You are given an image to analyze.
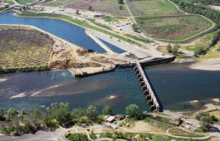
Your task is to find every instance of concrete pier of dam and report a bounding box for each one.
[85,30,114,53]
[134,61,162,112]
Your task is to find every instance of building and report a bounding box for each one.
[106,116,116,123]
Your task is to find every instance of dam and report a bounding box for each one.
[134,61,162,112]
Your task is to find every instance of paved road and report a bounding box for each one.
[0,125,106,141]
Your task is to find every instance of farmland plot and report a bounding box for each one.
[0,26,54,71]
[127,0,184,17]
[136,15,212,41]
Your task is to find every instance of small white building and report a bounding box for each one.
[106,116,116,123]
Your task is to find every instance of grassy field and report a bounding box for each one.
[124,33,150,43]
[45,0,130,16]
[169,128,206,137]
[136,15,213,41]
[16,0,36,5]
[127,0,184,17]
[87,18,112,30]
[6,0,15,5]
[0,25,54,72]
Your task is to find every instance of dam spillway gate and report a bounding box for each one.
[134,61,162,112]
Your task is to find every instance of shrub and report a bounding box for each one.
[7,108,18,119]
[118,0,124,4]
[126,104,143,120]
[210,115,218,122]
[102,106,112,115]
[88,6,93,11]
[66,133,89,141]
[166,44,172,53]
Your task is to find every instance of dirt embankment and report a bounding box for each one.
[47,36,130,76]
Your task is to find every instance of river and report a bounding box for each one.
[0,12,220,114]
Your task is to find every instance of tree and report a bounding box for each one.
[0,108,5,120]
[118,0,124,4]
[102,106,112,115]
[86,105,98,121]
[33,108,44,120]
[88,6,93,11]
[166,44,172,53]
[119,6,124,10]
[199,116,212,132]
[7,108,18,119]
[195,112,209,120]
[76,9,79,14]
[126,104,143,119]
[210,115,218,122]
[21,107,27,115]
[72,108,84,122]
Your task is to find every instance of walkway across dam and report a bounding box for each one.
[134,62,161,112]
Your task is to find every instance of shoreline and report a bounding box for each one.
[189,58,220,71]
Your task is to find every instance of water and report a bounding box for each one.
[0,63,220,114]
[0,12,220,114]
[0,12,106,53]
[98,38,126,54]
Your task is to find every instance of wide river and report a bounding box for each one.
[0,12,220,114]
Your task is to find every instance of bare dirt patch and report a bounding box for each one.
[118,121,165,133]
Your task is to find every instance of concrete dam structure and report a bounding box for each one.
[134,61,162,112]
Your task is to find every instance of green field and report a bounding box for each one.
[16,0,36,5]
[45,0,130,16]
[136,15,213,41]
[127,0,184,17]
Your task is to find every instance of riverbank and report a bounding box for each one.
[189,58,220,71]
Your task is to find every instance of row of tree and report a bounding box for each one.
[0,103,145,135]
[172,0,220,24]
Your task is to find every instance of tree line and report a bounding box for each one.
[0,103,145,135]
[172,0,220,25]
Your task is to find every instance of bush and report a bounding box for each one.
[210,115,218,122]
[199,116,212,132]
[88,6,93,11]
[102,106,112,115]
[118,0,124,4]
[66,133,89,141]
[126,104,143,120]
[166,44,172,53]
[7,108,18,119]
[89,133,97,140]
[195,112,209,120]
[100,132,113,138]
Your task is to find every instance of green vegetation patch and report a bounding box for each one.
[169,128,206,137]
[127,0,184,17]
[136,15,213,41]
[66,133,89,141]
[124,34,150,43]
[0,25,54,72]
[87,18,112,30]
[6,1,14,5]
[16,0,36,5]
